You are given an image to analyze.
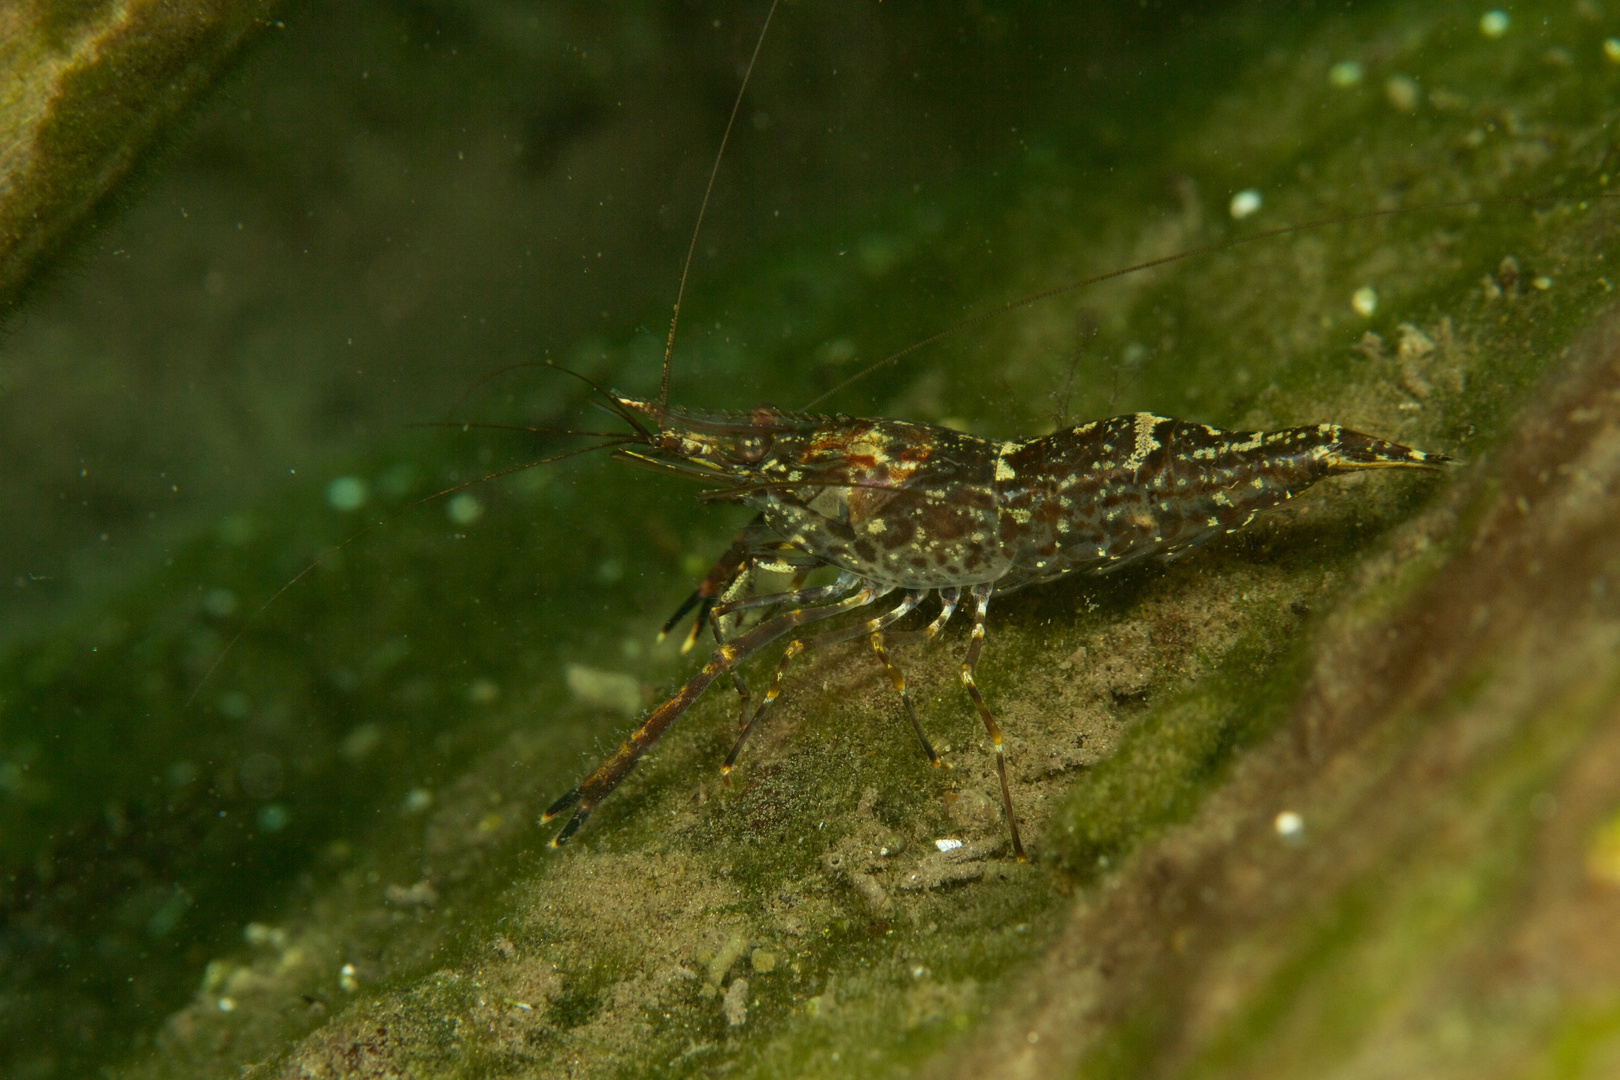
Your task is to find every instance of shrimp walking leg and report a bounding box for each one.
[544,574,875,846]
[708,571,843,730]
[722,589,924,774]
[958,583,1026,862]
[878,587,960,649]
[870,625,942,767]
[869,588,957,766]
[658,512,773,653]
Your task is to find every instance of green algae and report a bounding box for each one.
[1048,615,1313,878]
[1532,997,1620,1080]
[7,1,1620,1078]
[1173,665,1620,1080]
[0,0,277,314]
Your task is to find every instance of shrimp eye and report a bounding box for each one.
[735,433,772,463]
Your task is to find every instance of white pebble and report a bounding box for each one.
[1229,189,1263,220]
[1351,286,1379,317]
[565,663,643,717]
[934,838,963,853]
[722,978,749,1026]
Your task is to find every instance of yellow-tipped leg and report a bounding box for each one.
[871,626,941,767]
[960,583,1028,862]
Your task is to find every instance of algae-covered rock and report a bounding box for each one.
[7,2,1620,1078]
[0,0,278,313]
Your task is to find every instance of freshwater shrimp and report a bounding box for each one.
[539,395,1445,860]
[532,4,1455,862]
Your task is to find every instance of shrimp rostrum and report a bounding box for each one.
[541,391,1447,860]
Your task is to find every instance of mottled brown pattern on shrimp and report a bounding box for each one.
[991,414,1442,589]
[544,396,1447,859]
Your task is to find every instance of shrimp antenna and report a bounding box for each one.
[658,0,780,412]
[802,192,1541,410]
[444,359,557,421]
[544,361,655,439]
[409,421,635,440]
[446,358,655,440]
[185,437,633,708]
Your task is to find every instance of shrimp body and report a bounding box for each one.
[543,396,1446,858]
[720,410,1443,593]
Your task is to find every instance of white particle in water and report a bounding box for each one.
[1274,810,1305,837]
[326,476,368,511]
[1385,74,1421,112]
[1229,189,1262,219]
[1328,60,1363,87]
[446,491,484,524]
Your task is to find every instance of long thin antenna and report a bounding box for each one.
[185,439,631,708]
[658,0,780,411]
[409,421,632,439]
[801,194,1521,410]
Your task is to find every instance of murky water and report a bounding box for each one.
[3,1,1612,1076]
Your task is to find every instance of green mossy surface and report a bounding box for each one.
[6,1,1620,1078]
[0,0,274,314]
